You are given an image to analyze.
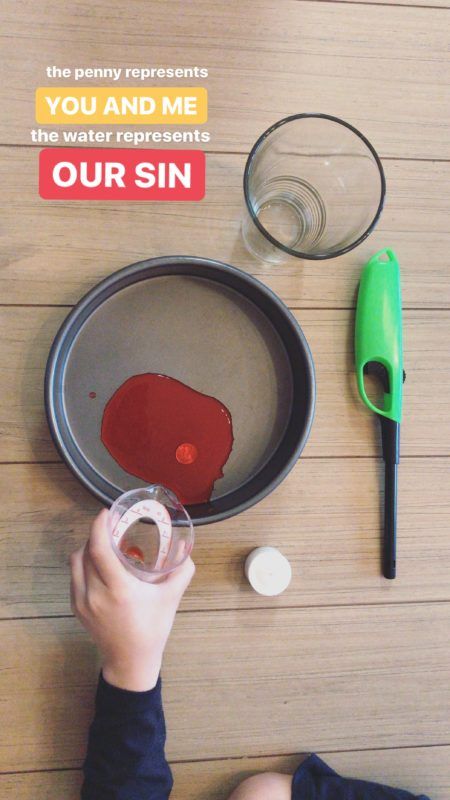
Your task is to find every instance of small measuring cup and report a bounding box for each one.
[108,485,194,581]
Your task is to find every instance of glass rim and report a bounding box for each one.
[243,113,386,261]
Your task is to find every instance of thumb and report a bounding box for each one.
[164,557,195,599]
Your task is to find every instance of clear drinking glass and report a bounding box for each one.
[108,485,194,582]
[242,113,386,263]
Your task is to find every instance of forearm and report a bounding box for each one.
[82,673,173,800]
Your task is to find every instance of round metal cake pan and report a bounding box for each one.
[45,256,315,525]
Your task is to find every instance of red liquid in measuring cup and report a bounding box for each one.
[101,373,233,504]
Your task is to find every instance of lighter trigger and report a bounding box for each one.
[363,362,406,395]
[363,361,390,394]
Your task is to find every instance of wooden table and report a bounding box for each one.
[0,1,449,797]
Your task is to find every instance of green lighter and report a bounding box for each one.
[355,248,404,579]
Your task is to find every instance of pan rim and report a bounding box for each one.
[45,256,316,524]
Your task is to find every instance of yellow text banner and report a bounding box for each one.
[36,87,208,124]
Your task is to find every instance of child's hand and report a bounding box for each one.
[70,509,195,691]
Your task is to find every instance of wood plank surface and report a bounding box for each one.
[0,1,449,159]
[2,148,450,309]
[1,0,449,792]
[1,306,449,462]
[1,745,448,800]
[0,605,448,770]
[1,458,449,618]
[336,0,449,6]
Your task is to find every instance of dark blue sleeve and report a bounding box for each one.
[292,754,431,800]
[81,673,173,800]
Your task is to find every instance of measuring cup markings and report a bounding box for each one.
[112,499,173,571]
[108,487,194,580]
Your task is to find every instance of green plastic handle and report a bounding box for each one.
[355,248,403,423]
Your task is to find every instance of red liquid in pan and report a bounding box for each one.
[101,373,233,504]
